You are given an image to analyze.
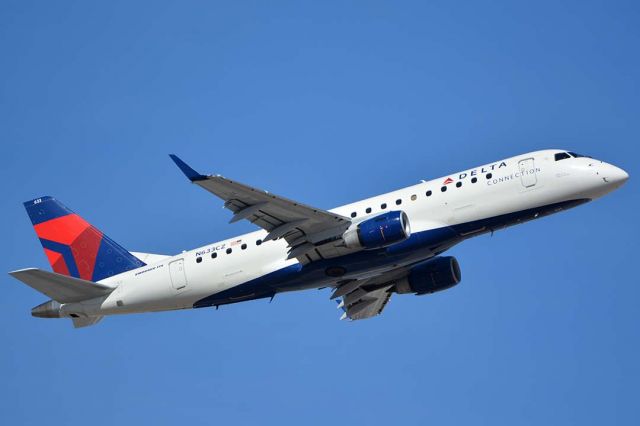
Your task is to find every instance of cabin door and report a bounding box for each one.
[518,158,537,188]
[169,259,188,291]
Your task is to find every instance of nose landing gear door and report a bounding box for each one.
[518,158,537,188]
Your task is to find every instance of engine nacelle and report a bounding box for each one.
[343,211,411,250]
[395,256,462,295]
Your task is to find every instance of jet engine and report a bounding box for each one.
[343,211,411,250]
[395,256,462,295]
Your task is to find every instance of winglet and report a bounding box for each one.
[169,154,208,181]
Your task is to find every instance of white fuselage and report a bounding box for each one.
[60,149,628,318]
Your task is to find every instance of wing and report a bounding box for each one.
[170,155,354,263]
[332,267,409,321]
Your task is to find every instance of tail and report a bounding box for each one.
[9,268,113,328]
[23,196,145,282]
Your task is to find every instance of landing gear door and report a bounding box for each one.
[518,158,537,188]
[169,259,188,291]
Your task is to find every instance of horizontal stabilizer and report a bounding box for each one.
[72,315,104,328]
[9,268,114,303]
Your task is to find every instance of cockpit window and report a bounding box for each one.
[555,152,571,161]
[568,152,590,158]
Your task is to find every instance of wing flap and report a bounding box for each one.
[347,290,393,320]
[333,267,412,321]
[339,286,394,320]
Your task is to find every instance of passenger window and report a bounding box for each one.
[426,190,432,197]
[196,257,202,263]
[441,186,447,192]
[486,173,492,179]
[396,199,402,205]
[241,243,247,250]
[351,212,357,218]
[366,207,372,214]
[456,182,462,188]
[411,194,417,201]
[380,203,387,210]
[471,177,477,183]
[256,239,262,246]
[211,252,217,259]
[555,152,571,161]
[226,248,232,254]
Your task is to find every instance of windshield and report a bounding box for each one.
[568,152,591,158]
[555,152,592,161]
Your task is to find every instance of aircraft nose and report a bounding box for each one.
[603,164,629,187]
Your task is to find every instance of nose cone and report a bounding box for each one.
[604,164,629,187]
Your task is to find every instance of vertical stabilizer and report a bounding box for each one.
[23,196,145,281]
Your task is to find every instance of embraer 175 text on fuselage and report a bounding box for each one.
[10,150,628,328]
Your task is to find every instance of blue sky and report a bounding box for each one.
[1,1,638,424]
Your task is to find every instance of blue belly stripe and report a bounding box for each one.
[193,198,589,308]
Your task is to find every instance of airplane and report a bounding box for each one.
[9,150,628,328]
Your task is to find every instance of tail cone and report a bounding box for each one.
[31,300,62,318]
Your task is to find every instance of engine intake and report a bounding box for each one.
[343,211,411,250]
[395,256,462,295]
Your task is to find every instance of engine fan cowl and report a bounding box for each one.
[343,211,411,250]
[395,256,462,295]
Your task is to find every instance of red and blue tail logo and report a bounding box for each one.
[24,196,145,282]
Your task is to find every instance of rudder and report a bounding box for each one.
[24,196,145,281]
